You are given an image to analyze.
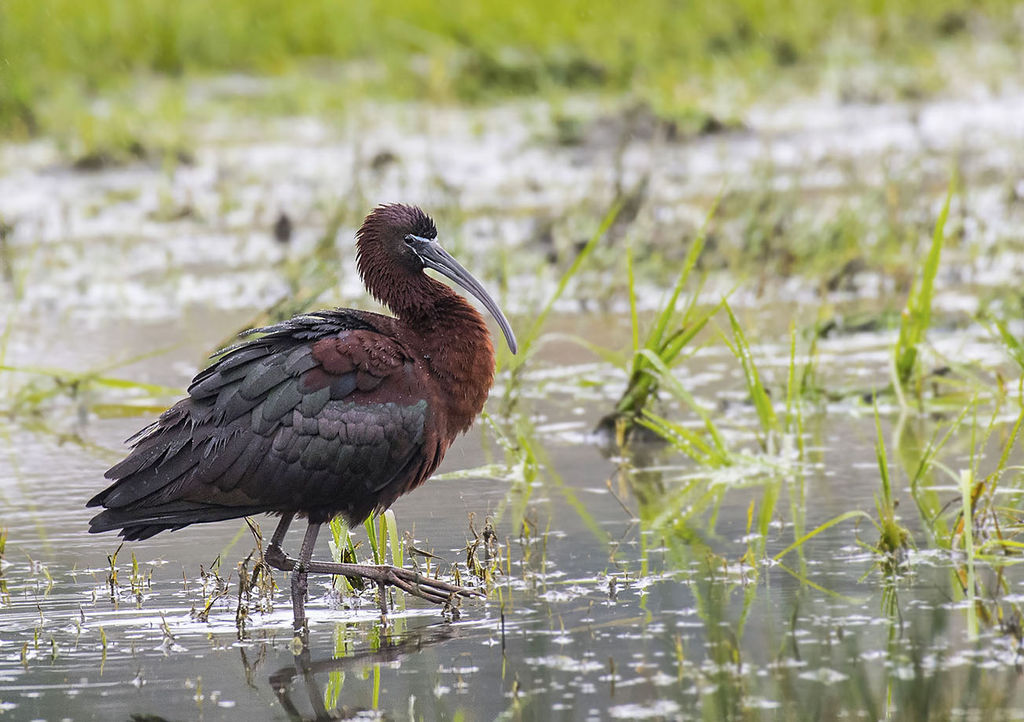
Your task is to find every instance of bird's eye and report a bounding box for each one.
[403,234,416,245]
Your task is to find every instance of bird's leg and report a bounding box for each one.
[264,513,294,570]
[291,522,320,633]
[377,580,389,619]
[261,517,483,607]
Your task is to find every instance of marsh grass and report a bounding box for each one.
[105,543,122,600]
[367,510,406,612]
[899,391,1024,558]
[55,85,192,170]
[639,314,818,470]
[192,557,231,622]
[722,302,782,449]
[601,202,721,440]
[0,528,10,606]
[327,518,359,596]
[464,514,503,585]
[361,510,404,571]
[0,357,181,419]
[326,510,409,608]
[985,316,1024,375]
[959,467,979,639]
[892,183,953,406]
[638,408,732,468]
[886,385,1024,639]
[872,403,912,560]
[495,418,609,546]
[235,520,277,629]
[2,1,1016,138]
[783,321,815,457]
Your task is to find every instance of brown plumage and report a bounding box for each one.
[87,203,517,629]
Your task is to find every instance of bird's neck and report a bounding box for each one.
[397,278,496,436]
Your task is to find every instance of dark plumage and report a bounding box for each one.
[88,310,431,538]
[88,203,517,629]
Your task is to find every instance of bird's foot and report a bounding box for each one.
[305,561,484,606]
[374,564,481,606]
[263,542,482,607]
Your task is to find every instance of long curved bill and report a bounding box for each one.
[409,236,518,354]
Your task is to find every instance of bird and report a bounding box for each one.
[87,203,517,630]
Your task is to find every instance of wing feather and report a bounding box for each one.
[89,310,441,536]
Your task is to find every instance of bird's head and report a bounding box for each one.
[356,203,517,354]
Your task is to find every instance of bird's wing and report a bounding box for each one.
[89,310,440,533]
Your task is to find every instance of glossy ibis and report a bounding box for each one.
[88,203,517,629]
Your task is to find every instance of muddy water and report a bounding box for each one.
[2,88,1024,720]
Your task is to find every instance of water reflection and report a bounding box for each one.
[270,626,457,721]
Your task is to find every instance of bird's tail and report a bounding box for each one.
[88,501,270,541]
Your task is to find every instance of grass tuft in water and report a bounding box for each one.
[464,513,503,584]
[601,200,719,441]
[892,181,953,406]
[105,543,123,600]
[722,301,781,451]
[873,403,911,561]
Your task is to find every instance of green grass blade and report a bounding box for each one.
[613,298,724,421]
[874,402,893,507]
[0,365,180,396]
[723,302,779,438]
[639,412,720,465]
[894,181,953,390]
[383,509,403,569]
[772,510,873,562]
[636,349,730,459]
[364,516,381,565]
[990,318,1024,372]
[648,199,718,351]
[992,407,1024,479]
[784,321,797,433]
[959,467,977,640]
[518,201,622,358]
[541,333,628,367]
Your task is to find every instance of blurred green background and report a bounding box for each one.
[2,0,1019,137]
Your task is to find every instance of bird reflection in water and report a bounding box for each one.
[266,625,458,721]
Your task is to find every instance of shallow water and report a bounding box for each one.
[2,87,1024,720]
[2,314,1022,721]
